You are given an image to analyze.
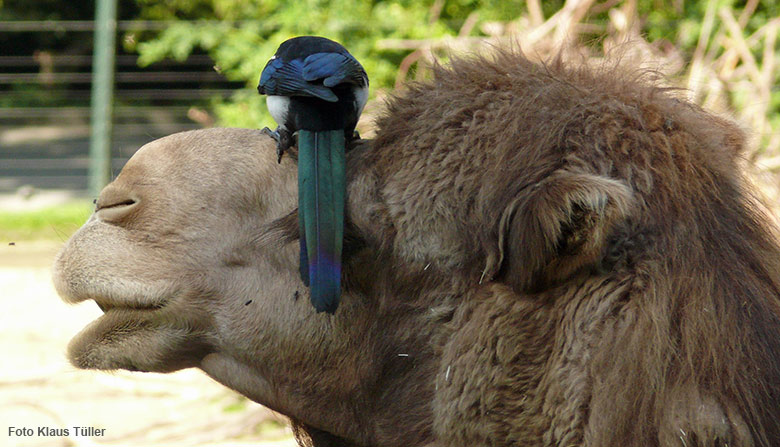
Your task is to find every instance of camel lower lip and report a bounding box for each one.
[68,308,208,373]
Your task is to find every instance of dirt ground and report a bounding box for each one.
[0,241,297,447]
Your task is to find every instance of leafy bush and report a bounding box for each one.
[130,0,530,128]
[131,0,780,198]
[0,200,93,241]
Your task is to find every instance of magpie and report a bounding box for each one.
[257,36,368,314]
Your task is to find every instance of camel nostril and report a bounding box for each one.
[99,199,136,209]
[95,183,140,223]
[95,197,139,223]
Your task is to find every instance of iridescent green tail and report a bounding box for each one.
[297,129,345,314]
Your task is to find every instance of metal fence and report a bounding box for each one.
[0,17,242,195]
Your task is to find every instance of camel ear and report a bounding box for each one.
[490,171,635,293]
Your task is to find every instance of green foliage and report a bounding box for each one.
[132,0,525,128]
[0,201,93,241]
[131,0,780,141]
[0,83,74,108]
[221,395,249,413]
[638,0,779,52]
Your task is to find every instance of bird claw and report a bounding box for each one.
[277,130,295,163]
[262,127,292,163]
[261,126,279,141]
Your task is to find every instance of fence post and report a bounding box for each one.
[88,0,118,197]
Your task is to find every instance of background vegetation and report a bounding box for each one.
[128,0,779,154]
[2,0,779,239]
[0,201,92,241]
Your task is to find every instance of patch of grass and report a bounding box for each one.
[222,396,249,413]
[0,201,94,242]
[251,418,290,439]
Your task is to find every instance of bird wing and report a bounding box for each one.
[258,57,339,102]
[302,52,367,88]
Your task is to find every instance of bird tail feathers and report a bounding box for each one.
[297,129,345,313]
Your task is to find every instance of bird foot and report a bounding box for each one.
[261,126,278,136]
[261,126,280,142]
[262,127,294,163]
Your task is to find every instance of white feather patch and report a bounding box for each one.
[266,95,289,125]
[354,85,369,117]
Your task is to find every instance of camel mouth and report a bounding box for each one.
[79,299,168,336]
[94,299,164,314]
[68,298,211,373]
[72,296,172,350]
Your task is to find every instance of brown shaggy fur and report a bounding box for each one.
[53,48,780,446]
[296,49,780,445]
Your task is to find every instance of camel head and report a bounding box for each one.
[53,128,439,445]
[54,49,780,447]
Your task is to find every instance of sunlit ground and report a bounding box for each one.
[0,242,296,447]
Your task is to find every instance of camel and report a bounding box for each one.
[53,50,780,446]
